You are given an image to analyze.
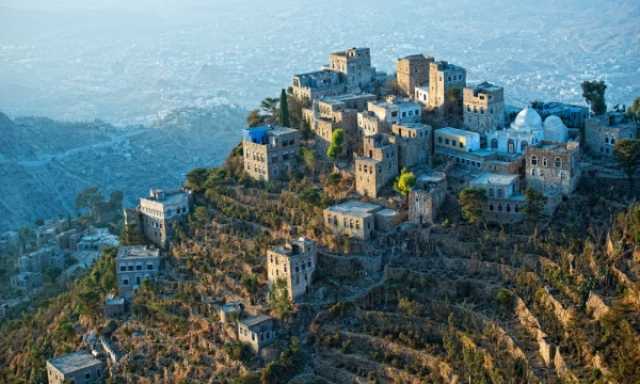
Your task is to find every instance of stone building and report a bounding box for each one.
[104,294,125,318]
[238,315,275,353]
[267,237,317,302]
[463,82,505,134]
[303,93,375,145]
[525,141,581,197]
[435,127,481,153]
[291,70,346,101]
[427,61,466,110]
[585,112,638,157]
[219,301,243,323]
[242,125,301,181]
[47,351,104,384]
[409,172,447,225]
[323,200,396,240]
[396,54,434,98]
[390,123,431,168]
[116,245,161,298]
[357,111,386,136]
[355,134,399,198]
[138,189,190,249]
[469,173,525,223]
[329,47,375,89]
[414,86,429,106]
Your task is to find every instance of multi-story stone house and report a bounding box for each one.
[116,245,161,298]
[409,172,447,225]
[469,173,525,223]
[323,200,397,241]
[435,127,481,153]
[396,54,434,98]
[242,125,301,182]
[329,47,376,90]
[585,112,638,157]
[525,141,581,197]
[138,189,190,249]
[47,352,104,384]
[427,61,467,110]
[355,134,399,198]
[267,237,317,302]
[303,93,376,146]
[368,97,423,127]
[463,82,505,135]
[238,315,275,353]
[389,123,432,169]
[291,70,346,102]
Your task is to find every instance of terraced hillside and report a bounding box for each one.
[1,147,639,383]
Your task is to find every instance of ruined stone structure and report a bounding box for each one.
[463,82,505,134]
[389,123,431,169]
[409,172,447,225]
[304,93,375,145]
[585,112,638,157]
[139,189,190,249]
[324,200,396,240]
[355,134,399,198]
[291,70,346,101]
[329,47,375,90]
[242,125,300,182]
[47,352,104,384]
[116,245,161,298]
[238,315,275,352]
[267,237,317,302]
[525,141,581,196]
[469,173,525,223]
[396,54,434,98]
[427,61,466,110]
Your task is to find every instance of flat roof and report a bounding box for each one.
[437,127,480,139]
[417,172,446,183]
[320,93,376,104]
[377,208,398,217]
[269,126,299,136]
[327,200,381,218]
[471,172,519,186]
[48,352,102,374]
[117,246,160,260]
[393,122,430,130]
[142,190,188,205]
[240,314,272,328]
[470,81,502,93]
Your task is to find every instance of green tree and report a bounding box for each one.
[627,96,640,127]
[279,89,290,127]
[300,147,316,175]
[458,188,487,224]
[581,80,607,116]
[393,168,416,196]
[614,139,640,189]
[326,128,345,162]
[268,278,292,319]
[261,97,279,117]
[192,206,210,227]
[185,168,209,192]
[523,188,546,222]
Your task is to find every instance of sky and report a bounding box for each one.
[0,0,638,124]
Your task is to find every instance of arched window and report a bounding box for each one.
[491,139,498,149]
[554,157,562,168]
[508,139,515,153]
[531,155,538,165]
[506,204,511,212]
[520,141,528,152]
[543,158,548,167]
[605,137,609,144]
[611,138,616,145]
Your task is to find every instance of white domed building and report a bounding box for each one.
[543,115,569,143]
[487,107,545,154]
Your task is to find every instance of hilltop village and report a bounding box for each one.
[3,47,640,384]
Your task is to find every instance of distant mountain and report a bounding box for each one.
[0,105,246,232]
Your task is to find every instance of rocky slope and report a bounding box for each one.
[0,105,245,232]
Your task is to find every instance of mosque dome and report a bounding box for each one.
[511,107,543,131]
[543,115,569,143]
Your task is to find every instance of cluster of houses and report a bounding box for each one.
[45,47,638,383]
[246,48,638,227]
